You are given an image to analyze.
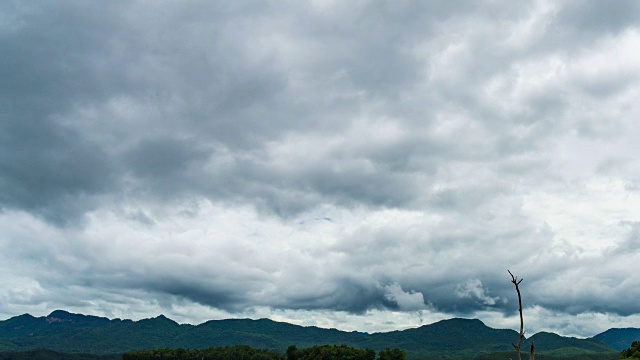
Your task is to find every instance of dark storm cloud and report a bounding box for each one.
[0,2,124,222]
[0,119,112,223]
[0,0,291,217]
[3,0,629,222]
[0,0,554,220]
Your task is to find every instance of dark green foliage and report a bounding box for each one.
[621,340,640,359]
[377,347,405,360]
[122,345,283,360]
[123,344,386,360]
[474,350,619,360]
[595,328,640,351]
[283,344,375,360]
[287,345,299,360]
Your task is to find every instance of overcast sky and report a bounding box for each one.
[1,0,640,338]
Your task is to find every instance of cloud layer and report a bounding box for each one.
[1,0,640,337]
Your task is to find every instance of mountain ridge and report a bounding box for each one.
[593,327,640,351]
[0,310,621,359]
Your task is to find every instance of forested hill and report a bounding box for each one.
[0,310,616,359]
[593,327,640,351]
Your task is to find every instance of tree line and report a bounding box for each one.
[122,344,405,360]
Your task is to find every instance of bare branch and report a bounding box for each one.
[508,270,526,360]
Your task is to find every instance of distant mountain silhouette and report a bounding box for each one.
[0,310,617,359]
[593,327,640,351]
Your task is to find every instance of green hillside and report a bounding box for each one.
[530,332,615,353]
[0,349,119,360]
[0,310,618,359]
[594,328,640,351]
[174,317,369,350]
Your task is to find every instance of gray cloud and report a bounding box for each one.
[555,0,640,34]
[1,0,640,337]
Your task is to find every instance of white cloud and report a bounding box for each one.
[456,279,504,306]
[383,283,427,312]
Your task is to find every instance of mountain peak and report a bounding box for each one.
[429,317,487,328]
[15,313,36,320]
[137,314,179,327]
[46,310,76,323]
[43,310,110,325]
[47,310,73,318]
[155,314,178,324]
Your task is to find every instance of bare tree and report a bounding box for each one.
[508,270,534,360]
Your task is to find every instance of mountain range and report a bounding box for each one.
[0,310,634,359]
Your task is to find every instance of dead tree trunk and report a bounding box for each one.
[508,270,534,360]
[530,341,535,360]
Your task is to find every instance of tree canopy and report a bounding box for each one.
[122,344,405,360]
[621,341,640,359]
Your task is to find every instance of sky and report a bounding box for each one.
[1,0,640,339]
